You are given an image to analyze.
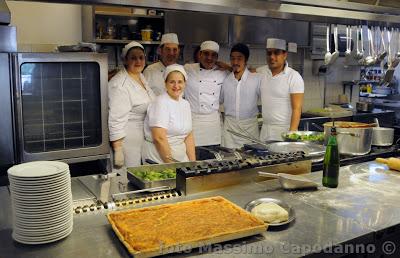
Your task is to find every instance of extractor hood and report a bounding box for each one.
[0,0,11,24]
[10,0,400,25]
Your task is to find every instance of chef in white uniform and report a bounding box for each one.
[257,38,304,141]
[143,33,180,95]
[221,43,262,149]
[142,64,196,163]
[184,41,229,146]
[108,41,155,167]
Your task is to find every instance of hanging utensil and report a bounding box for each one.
[329,25,340,65]
[382,29,395,85]
[324,25,333,65]
[364,27,377,66]
[345,26,352,57]
[377,27,388,62]
[392,29,400,68]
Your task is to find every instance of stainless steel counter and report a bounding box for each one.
[1,161,400,257]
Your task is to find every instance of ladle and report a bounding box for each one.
[377,27,388,62]
[355,26,364,60]
[329,25,340,65]
[364,28,377,66]
[345,26,352,58]
[324,25,332,65]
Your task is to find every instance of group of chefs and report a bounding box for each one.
[108,33,304,168]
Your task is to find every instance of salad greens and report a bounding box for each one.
[132,168,176,181]
[285,132,324,142]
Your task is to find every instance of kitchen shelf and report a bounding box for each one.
[95,11,163,19]
[94,39,161,45]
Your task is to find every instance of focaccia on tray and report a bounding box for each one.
[107,196,266,257]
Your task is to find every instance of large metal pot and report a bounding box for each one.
[356,102,374,112]
[372,127,394,146]
[323,122,373,156]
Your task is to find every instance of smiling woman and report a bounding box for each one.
[142,64,196,163]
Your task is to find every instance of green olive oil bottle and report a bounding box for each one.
[322,126,340,188]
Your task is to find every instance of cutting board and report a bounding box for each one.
[107,196,267,258]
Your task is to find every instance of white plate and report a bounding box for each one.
[8,169,69,181]
[14,220,72,234]
[12,195,71,208]
[13,215,72,229]
[244,198,296,227]
[14,212,72,225]
[10,180,70,192]
[8,161,69,178]
[9,173,70,186]
[11,187,71,200]
[13,203,73,218]
[12,226,73,244]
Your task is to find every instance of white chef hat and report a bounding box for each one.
[266,38,287,51]
[121,41,145,59]
[160,33,179,46]
[163,64,188,81]
[200,40,219,53]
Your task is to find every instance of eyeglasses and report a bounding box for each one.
[267,50,285,56]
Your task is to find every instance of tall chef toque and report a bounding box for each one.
[163,64,188,81]
[200,40,219,53]
[160,33,179,45]
[266,38,287,51]
[121,41,144,59]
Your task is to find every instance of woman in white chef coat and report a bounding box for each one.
[108,41,155,168]
[142,64,196,163]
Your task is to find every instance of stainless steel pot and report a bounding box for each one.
[356,102,374,112]
[323,123,373,156]
[372,127,394,146]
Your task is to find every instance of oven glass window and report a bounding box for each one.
[21,62,102,152]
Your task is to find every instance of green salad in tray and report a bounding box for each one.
[132,168,176,181]
[282,131,324,143]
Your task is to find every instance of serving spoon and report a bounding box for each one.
[328,25,340,65]
[324,25,332,65]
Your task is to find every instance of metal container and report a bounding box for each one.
[356,102,374,112]
[127,161,204,189]
[372,127,394,146]
[323,122,373,155]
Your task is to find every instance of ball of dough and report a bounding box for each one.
[251,202,289,224]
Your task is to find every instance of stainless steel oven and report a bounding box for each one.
[0,52,110,167]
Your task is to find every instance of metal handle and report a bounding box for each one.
[258,171,279,178]
[311,122,324,131]
[112,186,171,200]
[227,129,270,148]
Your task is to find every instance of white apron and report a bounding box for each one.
[123,120,145,167]
[223,116,259,149]
[260,124,289,142]
[142,136,189,164]
[192,112,221,146]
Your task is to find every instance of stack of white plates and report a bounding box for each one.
[8,161,73,244]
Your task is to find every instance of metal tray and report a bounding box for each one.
[244,198,295,227]
[267,142,325,158]
[127,161,206,189]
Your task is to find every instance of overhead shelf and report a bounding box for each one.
[94,11,163,19]
[94,39,161,45]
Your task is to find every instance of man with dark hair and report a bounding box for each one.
[144,33,180,95]
[257,38,304,141]
[220,43,262,148]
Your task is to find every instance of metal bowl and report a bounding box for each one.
[244,198,295,227]
[281,131,324,144]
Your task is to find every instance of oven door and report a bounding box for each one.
[14,52,110,162]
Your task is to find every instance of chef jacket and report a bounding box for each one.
[221,68,262,120]
[143,61,167,96]
[184,63,228,114]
